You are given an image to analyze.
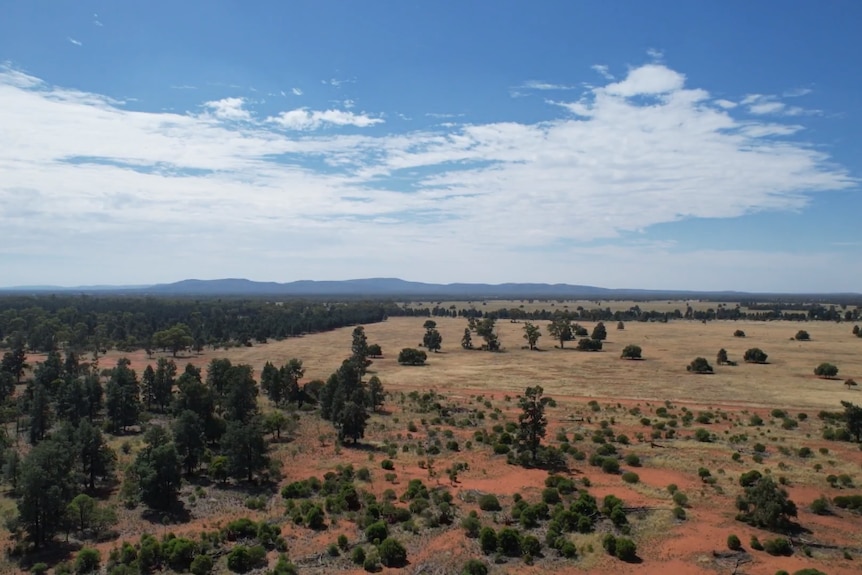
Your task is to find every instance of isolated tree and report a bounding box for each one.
[367,343,383,358]
[591,322,607,341]
[853,325,860,336]
[743,348,768,364]
[522,322,541,350]
[814,363,839,379]
[735,475,797,532]
[105,358,141,433]
[841,401,862,442]
[617,321,625,330]
[152,323,194,357]
[423,328,443,353]
[620,345,642,360]
[474,318,500,351]
[716,348,729,365]
[461,328,474,349]
[398,348,427,366]
[282,358,305,404]
[222,417,269,482]
[547,318,573,348]
[518,386,551,462]
[423,320,437,330]
[846,378,858,390]
[576,338,603,351]
[733,329,746,338]
[66,493,96,534]
[687,357,713,374]
[794,330,810,341]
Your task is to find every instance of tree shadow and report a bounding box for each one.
[141,501,191,525]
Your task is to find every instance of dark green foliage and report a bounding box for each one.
[576,338,603,351]
[164,537,197,571]
[717,348,729,365]
[794,330,810,341]
[105,358,142,433]
[518,385,551,463]
[734,330,746,337]
[763,537,793,556]
[614,537,637,561]
[832,494,862,511]
[423,328,443,353]
[727,534,742,550]
[226,544,265,573]
[622,471,639,484]
[478,493,501,511]
[365,521,388,544]
[547,318,573,348]
[352,546,366,565]
[17,437,77,546]
[814,363,838,378]
[378,538,407,567]
[222,417,269,482]
[743,348,768,363]
[591,322,607,341]
[602,533,617,555]
[461,558,489,575]
[694,428,711,442]
[190,554,214,575]
[497,527,522,556]
[522,322,541,350]
[620,344,642,359]
[461,513,481,538]
[133,426,182,510]
[74,547,100,574]
[479,527,497,554]
[398,348,427,366]
[841,401,862,442]
[687,357,713,373]
[172,410,206,475]
[736,476,798,531]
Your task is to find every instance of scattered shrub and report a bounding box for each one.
[478,494,502,511]
[727,534,742,551]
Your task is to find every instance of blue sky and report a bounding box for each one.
[1,1,860,291]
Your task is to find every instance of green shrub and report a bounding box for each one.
[672,506,686,520]
[810,496,830,515]
[381,459,395,470]
[615,537,637,561]
[497,527,522,557]
[763,537,792,556]
[75,548,101,574]
[601,458,620,474]
[31,564,49,575]
[624,453,641,466]
[461,558,489,575]
[365,521,389,544]
[378,538,407,567]
[750,536,763,551]
[352,546,367,565]
[694,428,711,442]
[727,534,741,550]
[478,493,501,511]
[479,527,497,554]
[602,533,617,555]
[622,471,639,484]
[672,491,688,507]
[190,554,214,575]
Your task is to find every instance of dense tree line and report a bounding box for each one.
[0,296,411,354]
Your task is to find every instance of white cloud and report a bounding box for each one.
[267,108,382,130]
[292,87,303,96]
[0,63,856,289]
[604,64,685,97]
[714,99,737,109]
[68,37,82,46]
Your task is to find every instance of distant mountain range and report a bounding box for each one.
[2,277,858,300]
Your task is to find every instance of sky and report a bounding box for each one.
[1,1,860,292]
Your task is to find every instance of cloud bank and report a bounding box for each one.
[0,63,855,289]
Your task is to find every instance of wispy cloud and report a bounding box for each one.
[93,13,103,27]
[591,64,614,80]
[742,93,818,116]
[292,87,303,96]
[171,85,197,90]
[0,63,854,287]
[67,37,82,47]
[518,80,576,91]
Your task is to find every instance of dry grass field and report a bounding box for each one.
[109,315,861,411]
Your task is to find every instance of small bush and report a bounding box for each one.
[601,458,620,474]
[672,491,688,507]
[615,537,637,561]
[378,538,407,567]
[727,534,742,551]
[622,471,639,484]
[763,537,792,556]
[478,494,501,511]
[352,546,367,565]
[381,459,395,470]
[74,548,101,574]
[461,559,489,575]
